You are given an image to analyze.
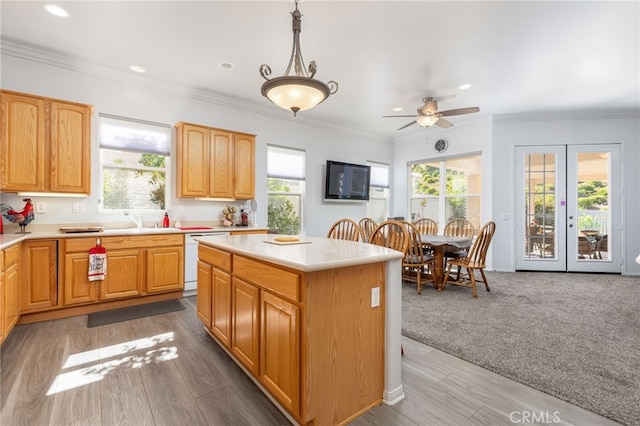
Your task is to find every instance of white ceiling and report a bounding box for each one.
[1,0,639,139]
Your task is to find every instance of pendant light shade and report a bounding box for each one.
[260,0,337,116]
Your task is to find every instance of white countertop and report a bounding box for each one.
[194,234,404,272]
[0,226,268,250]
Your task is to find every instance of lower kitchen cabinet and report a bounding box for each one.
[62,234,184,306]
[196,260,213,328]
[212,268,232,348]
[231,277,260,376]
[22,240,58,312]
[260,290,300,415]
[2,244,21,341]
[147,246,184,293]
[196,240,386,426]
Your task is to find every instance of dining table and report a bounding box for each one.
[420,234,473,290]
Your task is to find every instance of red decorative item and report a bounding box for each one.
[1,198,35,234]
[163,212,170,228]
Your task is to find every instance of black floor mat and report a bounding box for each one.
[87,299,185,327]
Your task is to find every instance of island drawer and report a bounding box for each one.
[198,245,231,272]
[234,255,300,302]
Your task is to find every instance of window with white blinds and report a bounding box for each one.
[99,114,171,212]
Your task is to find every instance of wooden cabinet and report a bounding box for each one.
[147,246,184,293]
[197,247,301,413]
[197,245,232,348]
[22,240,58,312]
[260,290,300,415]
[2,245,21,342]
[196,241,384,425]
[0,90,91,194]
[231,277,260,376]
[176,122,255,200]
[196,260,212,328]
[62,234,183,306]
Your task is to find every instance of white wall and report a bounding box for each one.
[492,113,640,275]
[0,54,392,238]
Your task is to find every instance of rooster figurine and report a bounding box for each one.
[1,198,35,234]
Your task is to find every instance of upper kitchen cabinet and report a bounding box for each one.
[176,122,255,200]
[0,90,92,194]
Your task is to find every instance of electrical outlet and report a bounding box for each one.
[179,205,186,213]
[72,202,86,213]
[36,202,47,214]
[371,287,380,308]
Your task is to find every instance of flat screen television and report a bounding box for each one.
[324,160,371,201]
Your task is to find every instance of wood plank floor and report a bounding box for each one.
[1,296,619,426]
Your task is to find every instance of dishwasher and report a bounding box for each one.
[184,230,230,295]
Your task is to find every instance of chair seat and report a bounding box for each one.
[444,249,468,258]
[404,253,434,265]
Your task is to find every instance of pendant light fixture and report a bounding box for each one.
[259,0,338,116]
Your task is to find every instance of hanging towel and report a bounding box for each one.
[88,245,107,281]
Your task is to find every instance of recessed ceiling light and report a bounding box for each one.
[459,83,472,90]
[43,4,71,18]
[130,65,146,73]
[219,62,235,71]
[393,107,403,112]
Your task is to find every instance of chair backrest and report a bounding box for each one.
[444,219,475,238]
[401,221,425,265]
[358,217,378,242]
[465,221,496,267]
[413,218,438,235]
[369,220,409,254]
[327,218,360,241]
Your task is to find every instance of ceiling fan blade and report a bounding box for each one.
[397,120,417,130]
[439,107,480,117]
[435,118,453,128]
[382,115,419,118]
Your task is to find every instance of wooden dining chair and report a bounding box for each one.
[442,221,496,298]
[413,218,438,235]
[369,220,410,254]
[358,217,377,242]
[401,222,435,294]
[327,218,361,241]
[443,219,476,279]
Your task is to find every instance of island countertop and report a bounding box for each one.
[194,233,404,272]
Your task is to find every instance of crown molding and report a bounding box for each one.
[493,110,640,122]
[1,38,391,143]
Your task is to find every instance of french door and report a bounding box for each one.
[515,144,621,272]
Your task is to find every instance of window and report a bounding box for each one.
[99,114,171,212]
[267,145,305,235]
[367,161,389,222]
[409,154,482,233]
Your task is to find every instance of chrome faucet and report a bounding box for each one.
[124,211,143,228]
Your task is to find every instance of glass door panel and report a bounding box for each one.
[567,145,620,273]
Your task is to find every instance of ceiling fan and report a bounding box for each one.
[383,96,480,130]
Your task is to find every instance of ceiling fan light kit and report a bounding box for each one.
[259,0,338,116]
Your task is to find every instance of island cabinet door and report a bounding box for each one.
[211,268,232,348]
[231,277,260,377]
[260,291,300,417]
[196,260,212,329]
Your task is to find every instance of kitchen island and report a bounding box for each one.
[194,233,405,426]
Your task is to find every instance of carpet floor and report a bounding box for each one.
[401,271,640,426]
[87,299,185,327]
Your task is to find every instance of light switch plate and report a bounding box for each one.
[36,202,47,214]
